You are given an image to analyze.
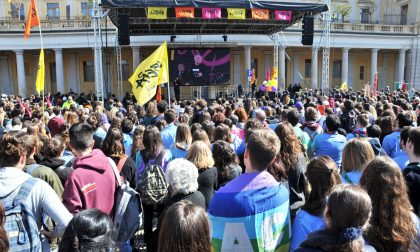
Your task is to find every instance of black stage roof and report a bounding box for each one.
[102,0,328,36]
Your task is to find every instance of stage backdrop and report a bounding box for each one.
[170,49,231,86]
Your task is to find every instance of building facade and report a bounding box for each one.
[0,0,420,98]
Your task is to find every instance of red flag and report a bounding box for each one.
[156,85,162,102]
[372,72,378,97]
[266,67,271,81]
[24,0,40,40]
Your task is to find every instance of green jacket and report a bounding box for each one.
[24,159,64,199]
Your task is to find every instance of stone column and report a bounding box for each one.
[244,46,252,91]
[233,50,241,87]
[341,48,350,85]
[67,53,79,94]
[0,56,12,94]
[14,50,26,97]
[54,48,65,94]
[279,46,286,91]
[397,48,407,83]
[370,49,379,86]
[293,51,301,85]
[311,47,318,90]
[132,46,140,72]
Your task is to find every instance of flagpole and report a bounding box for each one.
[36,0,45,124]
[167,82,171,109]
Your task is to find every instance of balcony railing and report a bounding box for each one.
[0,17,110,32]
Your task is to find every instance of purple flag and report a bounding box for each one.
[275,10,292,21]
[202,8,221,19]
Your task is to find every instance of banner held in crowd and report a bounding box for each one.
[227,8,246,20]
[372,72,378,96]
[175,7,194,18]
[340,82,348,92]
[202,8,221,19]
[251,9,269,20]
[129,41,169,106]
[35,49,45,95]
[147,7,168,19]
[24,0,40,40]
[275,10,292,21]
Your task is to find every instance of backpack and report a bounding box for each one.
[108,157,143,243]
[1,178,42,251]
[340,110,357,133]
[137,150,168,205]
[25,164,42,176]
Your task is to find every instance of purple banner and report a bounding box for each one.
[202,7,221,19]
[275,10,292,21]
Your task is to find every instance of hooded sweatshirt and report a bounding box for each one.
[0,167,72,238]
[62,149,116,215]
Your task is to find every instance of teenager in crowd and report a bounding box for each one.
[274,122,307,220]
[208,129,290,251]
[212,140,242,189]
[360,157,419,251]
[286,109,310,151]
[296,184,374,252]
[393,126,411,169]
[131,124,145,160]
[170,123,191,159]
[101,127,136,189]
[187,141,217,209]
[158,200,211,252]
[302,107,323,142]
[161,109,177,150]
[346,113,370,140]
[59,209,113,252]
[290,156,341,251]
[0,134,73,251]
[383,111,413,158]
[341,138,375,184]
[404,127,420,215]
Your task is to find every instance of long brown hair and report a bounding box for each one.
[303,156,341,216]
[342,138,375,172]
[143,125,163,161]
[274,122,303,172]
[0,203,9,251]
[360,157,418,252]
[158,200,210,252]
[101,128,124,158]
[132,125,145,158]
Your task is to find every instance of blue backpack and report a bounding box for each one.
[1,178,42,251]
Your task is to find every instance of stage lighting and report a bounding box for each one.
[170,35,177,42]
[223,35,228,42]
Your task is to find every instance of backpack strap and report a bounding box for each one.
[108,158,122,187]
[25,164,42,176]
[117,155,128,173]
[154,149,166,167]
[342,172,353,184]
[13,178,38,207]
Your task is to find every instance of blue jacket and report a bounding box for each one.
[123,133,133,156]
[341,171,363,184]
[393,151,409,170]
[161,123,177,150]
[382,131,401,158]
[290,210,325,251]
[311,133,346,167]
[170,144,188,159]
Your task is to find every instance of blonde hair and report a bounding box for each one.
[186,141,214,170]
[342,138,375,172]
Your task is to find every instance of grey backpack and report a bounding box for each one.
[108,158,143,243]
[137,150,168,205]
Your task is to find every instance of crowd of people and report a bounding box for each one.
[0,87,419,252]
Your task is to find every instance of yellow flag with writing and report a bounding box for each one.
[129,41,169,106]
[147,7,167,19]
[340,81,348,92]
[227,8,246,19]
[35,49,45,95]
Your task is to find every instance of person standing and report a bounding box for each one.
[173,77,181,102]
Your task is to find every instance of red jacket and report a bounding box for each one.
[62,149,116,215]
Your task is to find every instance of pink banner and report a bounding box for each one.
[202,8,221,19]
[275,10,292,21]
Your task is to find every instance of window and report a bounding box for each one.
[47,3,60,20]
[83,61,95,82]
[50,62,57,88]
[359,66,365,80]
[66,5,70,20]
[401,5,408,25]
[361,8,370,24]
[81,2,93,17]
[304,59,312,78]
[333,60,342,78]
[10,3,25,20]
[121,60,130,80]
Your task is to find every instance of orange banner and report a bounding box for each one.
[24,0,40,40]
[251,9,269,20]
[175,7,195,18]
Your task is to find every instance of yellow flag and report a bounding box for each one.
[129,42,169,106]
[227,8,246,19]
[35,49,45,95]
[340,81,348,92]
[147,7,167,19]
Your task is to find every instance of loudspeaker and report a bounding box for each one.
[118,13,130,46]
[302,16,314,45]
